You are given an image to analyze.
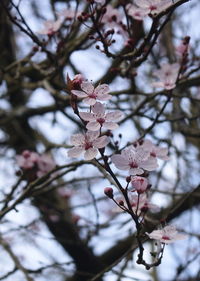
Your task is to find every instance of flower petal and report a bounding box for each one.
[95,84,110,95]
[70,134,85,145]
[68,147,84,158]
[93,136,109,148]
[103,122,118,130]
[84,148,98,160]
[111,154,130,170]
[106,110,124,121]
[71,90,88,98]
[83,97,97,105]
[79,112,94,121]
[92,102,105,115]
[81,82,94,94]
[86,121,101,131]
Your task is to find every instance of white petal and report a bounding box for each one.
[95,84,110,95]
[71,90,88,98]
[129,167,144,175]
[68,147,84,158]
[93,136,109,148]
[86,131,99,141]
[97,93,112,101]
[106,110,124,121]
[141,157,158,171]
[79,112,94,121]
[83,97,96,105]
[103,122,118,130]
[92,102,105,115]
[84,148,98,160]
[86,121,101,131]
[70,134,85,145]
[111,155,130,170]
[81,82,94,94]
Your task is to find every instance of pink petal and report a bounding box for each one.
[92,102,105,115]
[84,148,98,160]
[71,90,88,98]
[129,167,144,175]
[86,121,101,131]
[97,93,112,101]
[95,84,110,95]
[141,157,158,171]
[93,136,109,148]
[67,147,84,158]
[103,122,118,130]
[70,134,85,145]
[86,131,99,141]
[81,82,94,94]
[79,112,94,121]
[111,155,130,170]
[106,110,124,121]
[83,97,97,105]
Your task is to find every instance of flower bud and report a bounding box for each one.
[131,176,148,194]
[104,187,114,199]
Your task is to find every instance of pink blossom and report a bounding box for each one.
[16,150,39,169]
[176,37,190,57]
[130,193,159,213]
[37,19,62,36]
[36,154,56,178]
[134,0,173,16]
[68,131,109,160]
[146,225,187,243]
[71,82,112,105]
[79,102,124,131]
[141,139,169,161]
[111,146,158,175]
[130,176,149,193]
[152,63,180,90]
[17,150,56,178]
[127,4,148,21]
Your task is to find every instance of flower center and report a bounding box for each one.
[89,92,97,99]
[97,118,105,125]
[162,235,170,240]
[85,142,93,150]
[130,161,138,169]
[150,5,157,11]
[150,152,156,157]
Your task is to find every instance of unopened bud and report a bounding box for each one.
[104,187,114,199]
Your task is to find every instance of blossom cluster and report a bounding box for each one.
[16,150,56,180]
[67,76,124,160]
[127,0,174,21]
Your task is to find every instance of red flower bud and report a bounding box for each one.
[104,187,114,199]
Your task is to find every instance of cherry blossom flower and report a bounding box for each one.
[37,19,62,36]
[79,102,124,131]
[36,154,56,178]
[134,0,173,16]
[152,63,180,90]
[130,176,149,193]
[67,131,109,160]
[141,139,169,161]
[127,4,149,21]
[71,82,112,105]
[111,145,158,175]
[146,225,187,243]
[176,36,190,57]
[130,193,159,213]
[17,150,56,179]
[16,150,39,170]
